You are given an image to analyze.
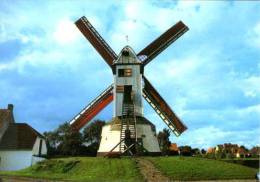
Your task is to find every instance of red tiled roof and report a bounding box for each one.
[169,143,178,151]
[0,123,44,150]
[207,147,215,154]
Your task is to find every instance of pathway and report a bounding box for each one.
[135,157,170,182]
[0,176,68,182]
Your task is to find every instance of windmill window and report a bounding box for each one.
[122,50,130,56]
[116,85,124,93]
[118,69,124,76]
[118,69,132,77]
[124,69,132,76]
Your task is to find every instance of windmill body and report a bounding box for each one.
[69,16,189,156]
[113,46,143,118]
[98,46,160,155]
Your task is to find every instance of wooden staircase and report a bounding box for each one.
[119,103,137,153]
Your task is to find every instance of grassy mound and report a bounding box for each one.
[1,157,258,181]
[148,156,258,181]
[0,157,143,182]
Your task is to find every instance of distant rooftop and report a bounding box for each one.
[0,104,44,150]
[0,123,44,150]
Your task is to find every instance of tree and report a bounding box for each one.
[250,146,260,158]
[238,145,249,158]
[43,131,59,155]
[43,119,106,156]
[82,120,105,155]
[83,120,105,144]
[44,122,84,156]
[179,146,192,156]
[56,122,83,156]
[191,148,201,156]
[157,128,171,155]
[201,149,206,155]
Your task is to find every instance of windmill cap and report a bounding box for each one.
[113,46,141,64]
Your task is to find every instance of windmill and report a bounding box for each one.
[69,16,189,156]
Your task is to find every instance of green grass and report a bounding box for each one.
[1,157,258,181]
[148,156,258,181]
[0,157,143,182]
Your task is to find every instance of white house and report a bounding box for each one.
[0,104,47,171]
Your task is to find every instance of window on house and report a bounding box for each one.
[38,139,42,156]
[118,69,132,77]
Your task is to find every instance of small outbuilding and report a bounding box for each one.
[0,104,47,171]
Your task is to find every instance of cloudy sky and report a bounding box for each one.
[0,1,259,149]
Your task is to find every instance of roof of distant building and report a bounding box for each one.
[207,147,215,154]
[0,123,44,150]
[169,143,178,151]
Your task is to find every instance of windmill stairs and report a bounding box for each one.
[119,103,137,155]
[105,97,148,157]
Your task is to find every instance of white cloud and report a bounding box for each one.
[53,19,80,44]
[0,50,65,72]
[247,21,260,49]
[146,54,203,86]
[241,75,260,98]
[110,19,149,52]
[174,125,260,149]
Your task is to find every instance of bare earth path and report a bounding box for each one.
[134,158,256,182]
[0,176,69,182]
[135,158,171,182]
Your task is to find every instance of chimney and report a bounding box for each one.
[7,104,15,123]
[8,104,13,112]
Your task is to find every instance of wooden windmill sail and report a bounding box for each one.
[69,16,189,155]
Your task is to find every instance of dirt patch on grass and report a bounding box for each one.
[0,176,69,182]
[135,158,170,182]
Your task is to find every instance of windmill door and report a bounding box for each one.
[123,85,132,104]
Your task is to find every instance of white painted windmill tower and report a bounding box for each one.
[69,16,189,156]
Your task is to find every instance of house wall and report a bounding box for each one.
[0,150,32,171]
[32,137,47,156]
[0,121,8,141]
[32,156,46,165]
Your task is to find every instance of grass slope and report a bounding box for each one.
[148,156,258,181]
[0,157,143,182]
